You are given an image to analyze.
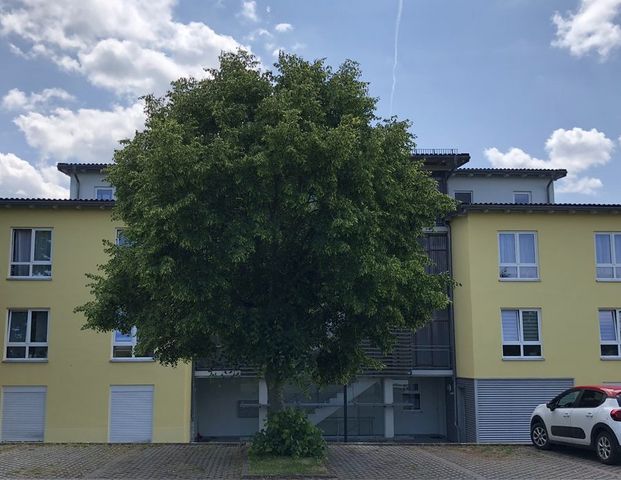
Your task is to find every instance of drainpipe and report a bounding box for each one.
[545,178,553,204]
[447,220,459,442]
[72,167,81,200]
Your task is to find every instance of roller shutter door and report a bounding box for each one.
[1,386,46,442]
[109,386,153,443]
[476,378,573,443]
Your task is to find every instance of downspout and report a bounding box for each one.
[72,167,81,200]
[545,178,553,203]
[447,219,459,442]
[446,168,459,442]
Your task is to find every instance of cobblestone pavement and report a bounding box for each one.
[328,444,621,479]
[0,444,244,479]
[1,443,621,479]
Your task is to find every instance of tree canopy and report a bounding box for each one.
[78,51,455,410]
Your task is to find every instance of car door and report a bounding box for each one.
[547,389,581,443]
[571,389,606,445]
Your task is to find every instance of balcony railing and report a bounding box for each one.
[413,148,459,155]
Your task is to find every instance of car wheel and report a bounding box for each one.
[595,431,621,465]
[531,421,551,450]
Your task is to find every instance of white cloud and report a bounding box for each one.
[271,47,284,58]
[246,28,272,41]
[0,153,69,198]
[552,0,621,59]
[2,87,74,111]
[484,127,615,194]
[14,102,146,163]
[239,1,259,22]
[274,23,293,33]
[1,0,246,96]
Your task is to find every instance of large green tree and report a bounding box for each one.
[78,51,454,411]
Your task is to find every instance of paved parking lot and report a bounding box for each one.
[1,442,621,479]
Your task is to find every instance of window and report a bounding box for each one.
[498,232,538,280]
[112,327,151,359]
[454,191,473,204]
[513,191,532,204]
[554,390,580,409]
[10,229,52,278]
[95,187,114,200]
[401,383,421,411]
[575,389,606,408]
[5,310,48,360]
[501,309,542,358]
[595,233,621,280]
[599,310,621,357]
[115,229,129,246]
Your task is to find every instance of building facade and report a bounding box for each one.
[1,153,619,444]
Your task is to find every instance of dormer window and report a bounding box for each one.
[95,187,114,200]
[513,191,531,204]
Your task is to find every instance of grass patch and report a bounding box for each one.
[248,455,328,476]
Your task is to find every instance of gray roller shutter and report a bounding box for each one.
[1,386,46,442]
[476,378,573,443]
[109,386,153,443]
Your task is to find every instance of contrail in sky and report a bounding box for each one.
[389,0,404,116]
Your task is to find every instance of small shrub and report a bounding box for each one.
[249,408,326,459]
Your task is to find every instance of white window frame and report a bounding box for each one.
[5,309,49,362]
[401,383,421,411]
[595,233,621,281]
[513,191,532,204]
[9,228,53,279]
[95,187,115,200]
[111,327,153,362]
[454,191,473,204]
[498,231,539,281]
[599,309,621,359]
[500,308,542,359]
[115,228,129,246]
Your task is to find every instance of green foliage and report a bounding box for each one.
[77,50,455,394]
[250,408,326,458]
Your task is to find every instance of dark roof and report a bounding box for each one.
[453,202,621,216]
[57,163,109,175]
[0,198,114,208]
[452,168,567,180]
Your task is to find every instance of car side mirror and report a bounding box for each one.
[547,402,556,411]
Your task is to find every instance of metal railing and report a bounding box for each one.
[413,148,459,155]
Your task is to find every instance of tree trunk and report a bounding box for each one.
[265,370,285,414]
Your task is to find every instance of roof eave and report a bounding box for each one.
[0,199,115,208]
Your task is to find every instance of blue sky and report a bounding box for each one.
[0,0,620,202]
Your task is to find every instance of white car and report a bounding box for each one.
[530,385,621,464]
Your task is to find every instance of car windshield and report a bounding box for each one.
[617,394,621,407]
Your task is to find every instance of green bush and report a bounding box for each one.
[249,408,327,459]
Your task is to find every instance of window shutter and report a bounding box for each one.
[599,311,617,342]
[501,310,519,342]
[521,311,539,341]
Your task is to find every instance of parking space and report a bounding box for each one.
[0,443,620,479]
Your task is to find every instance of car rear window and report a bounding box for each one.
[617,395,621,407]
